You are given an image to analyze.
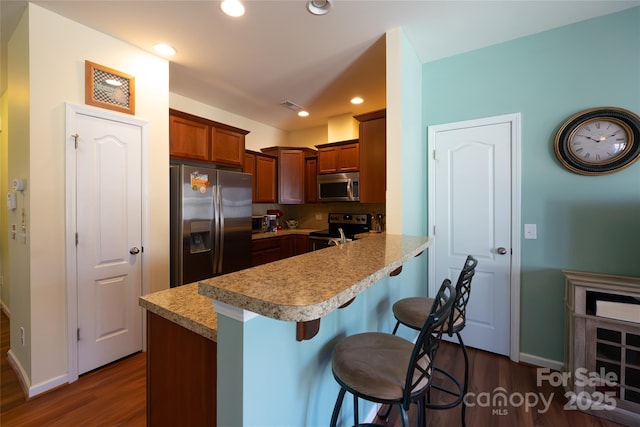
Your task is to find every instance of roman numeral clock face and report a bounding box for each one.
[554,107,640,175]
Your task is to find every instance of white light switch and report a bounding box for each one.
[524,224,537,240]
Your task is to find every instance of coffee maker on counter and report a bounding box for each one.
[267,209,283,230]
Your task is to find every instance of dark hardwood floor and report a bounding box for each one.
[1,311,146,426]
[0,310,629,426]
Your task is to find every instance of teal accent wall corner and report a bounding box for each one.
[422,7,640,362]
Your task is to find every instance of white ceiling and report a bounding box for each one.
[2,1,639,131]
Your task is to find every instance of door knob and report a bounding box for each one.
[497,247,507,255]
[130,247,140,255]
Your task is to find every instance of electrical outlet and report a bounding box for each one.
[20,327,25,346]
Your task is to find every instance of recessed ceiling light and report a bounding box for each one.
[154,43,176,56]
[307,0,332,16]
[351,97,364,105]
[298,111,310,117]
[221,0,245,17]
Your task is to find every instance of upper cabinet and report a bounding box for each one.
[169,109,249,167]
[244,150,277,203]
[261,147,316,204]
[305,156,318,203]
[316,140,359,174]
[355,109,386,204]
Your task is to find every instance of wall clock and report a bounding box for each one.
[554,107,640,175]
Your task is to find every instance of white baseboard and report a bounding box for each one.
[1,299,10,318]
[7,348,69,398]
[519,352,564,371]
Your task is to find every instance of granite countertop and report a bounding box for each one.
[199,234,431,322]
[252,228,320,240]
[139,283,217,341]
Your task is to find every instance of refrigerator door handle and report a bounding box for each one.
[217,184,225,273]
[212,185,221,275]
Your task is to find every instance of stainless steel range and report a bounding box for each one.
[309,213,371,251]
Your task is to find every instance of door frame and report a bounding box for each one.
[427,113,521,362]
[65,103,150,381]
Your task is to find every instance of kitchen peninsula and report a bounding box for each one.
[140,233,431,426]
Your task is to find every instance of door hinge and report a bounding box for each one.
[72,134,79,149]
[75,232,78,246]
[77,328,80,341]
[433,150,437,160]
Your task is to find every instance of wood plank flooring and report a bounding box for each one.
[1,311,146,426]
[0,309,630,426]
[374,340,627,427]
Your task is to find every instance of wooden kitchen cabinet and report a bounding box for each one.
[169,109,249,167]
[244,150,277,203]
[316,140,359,174]
[169,114,210,161]
[261,147,316,204]
[147,312,216,426]
[281,235,310,258]
[251,237,281,266]
[305,157,317,203]
[355,109,386,203]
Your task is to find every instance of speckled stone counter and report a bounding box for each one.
[139,283,217,341]
[199,234,431,322]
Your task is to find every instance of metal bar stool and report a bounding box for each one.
[390,255,477,427]
[329,279,456,427]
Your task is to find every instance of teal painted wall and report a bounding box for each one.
[216,258,425,426]
[422,8,640,362]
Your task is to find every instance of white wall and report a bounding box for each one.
[8,3,170,394]
[385,28,425,236]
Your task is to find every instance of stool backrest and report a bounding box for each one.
[449,255,478,334]
[403,278,456,409]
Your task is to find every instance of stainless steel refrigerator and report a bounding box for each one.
[170,163,252,287]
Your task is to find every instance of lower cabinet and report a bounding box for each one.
[147,312,216,426]
[252,235,310,266]
[251,238,282,266]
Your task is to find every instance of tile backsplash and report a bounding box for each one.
[252,203,385,230]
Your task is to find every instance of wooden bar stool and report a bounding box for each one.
[329,279,456,427]
[390,255,477,427]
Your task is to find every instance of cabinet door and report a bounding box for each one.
[280,235,294,259]
[170,115,209,161]
[305,157,317,203]
[317,147,338,174]
[337,143,359,172]
[357,112,386,203]
[211,127,244,167]
[293,235,309,255]
[252,237,281,266]
[278,150,305,204]
[255,155,277,203]
[243,152,256,201]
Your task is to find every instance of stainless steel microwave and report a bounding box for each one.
[317,172,359,202]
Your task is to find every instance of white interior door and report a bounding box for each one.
[428,115,520,357]
[74,112,143,374]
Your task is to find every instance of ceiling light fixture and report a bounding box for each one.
[154,43,176,56]
[221,0,245,17]
[298,111,309,117]
[350,97,364,105]
[306,0,332,16]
